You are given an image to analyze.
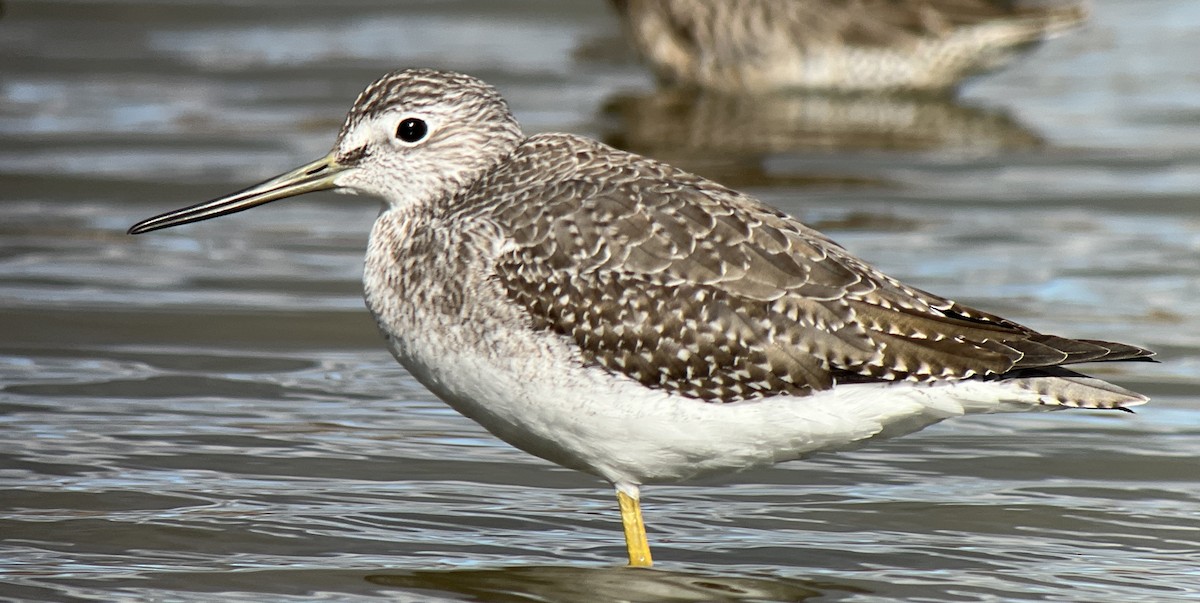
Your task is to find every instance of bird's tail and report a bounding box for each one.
[1018,0,1091,38]
[1002,366,1148,411]
[956,1,1090,73]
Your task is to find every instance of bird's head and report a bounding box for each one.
[128,68,523,234]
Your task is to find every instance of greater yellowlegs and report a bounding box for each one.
[129,68,1151,566]
[610,0,1088,93]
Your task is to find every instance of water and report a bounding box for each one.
[2,1,1199,601]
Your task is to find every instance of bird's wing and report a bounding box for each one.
[485,135,1147,402]
[801,0,1088,45]
[626,0,1087,51]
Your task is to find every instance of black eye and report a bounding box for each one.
[396,117,428,143]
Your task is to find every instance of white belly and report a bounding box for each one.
[361,210,1049,490]
[379,314,1046,489]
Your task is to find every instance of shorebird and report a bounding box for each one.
[610,0,1089,93]
[129,68,1151,566]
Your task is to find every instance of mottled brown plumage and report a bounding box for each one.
[454,133,1151,405]
[611,0,1089,92]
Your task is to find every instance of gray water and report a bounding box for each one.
[2,1,1199,601]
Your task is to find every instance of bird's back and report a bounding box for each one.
[451,133,1150,409]
[611,0,1090,92]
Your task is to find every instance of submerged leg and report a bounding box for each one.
[616,486,653,567]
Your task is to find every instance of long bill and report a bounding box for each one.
[128,153,348,235]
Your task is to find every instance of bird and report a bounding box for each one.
[609,0,1089,93]
[128,68,1152,567]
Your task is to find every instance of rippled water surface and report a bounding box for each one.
[3,1,1200,601]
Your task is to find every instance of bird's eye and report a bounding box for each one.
[395,117,428,143]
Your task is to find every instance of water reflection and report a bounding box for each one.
[602,89,1043,185]
[367,565,859,602]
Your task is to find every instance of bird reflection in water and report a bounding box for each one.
[366,565,866,602]
[601,88,1045,187]
[595,0,1084,186]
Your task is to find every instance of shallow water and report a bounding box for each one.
[2,1,1199,601]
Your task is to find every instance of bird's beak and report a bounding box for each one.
[128,152,349,235]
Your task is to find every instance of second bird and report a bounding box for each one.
[610,0,1089,93]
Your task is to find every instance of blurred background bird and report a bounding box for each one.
[610,0,1089,93]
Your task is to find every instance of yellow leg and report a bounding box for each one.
[617,488,653,567]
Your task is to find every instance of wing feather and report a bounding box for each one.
[479,134,1150,402]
